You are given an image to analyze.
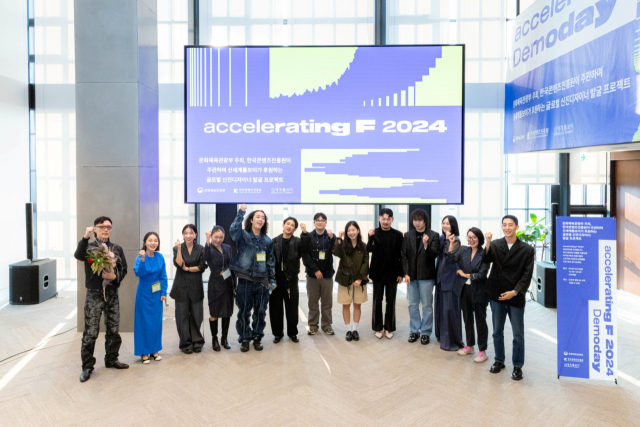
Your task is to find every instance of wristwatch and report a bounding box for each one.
[512,290,518,296]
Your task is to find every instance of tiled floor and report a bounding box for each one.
[0,281,639,426]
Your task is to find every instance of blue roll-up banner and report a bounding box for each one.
[505,0,640,154]
[556,216,617,381]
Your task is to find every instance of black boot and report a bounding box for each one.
[253,337,264,351]
[221,317,231,349]
[209,319,219,351]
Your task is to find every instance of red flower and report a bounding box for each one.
[88,259,94,264]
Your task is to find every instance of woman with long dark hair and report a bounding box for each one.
[204,225,235,351]
[170,224,207,354]
[134,232,168,364]
[456,227,490,362]
[333,221,370,342]
[435,215,465,352]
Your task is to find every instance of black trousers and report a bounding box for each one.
[371,279,398,332]
[269,281,299,338]
[174,297,205,351]
[81,288,122,371]
[460,285,489,351]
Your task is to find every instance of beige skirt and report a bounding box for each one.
[337,284,368,304]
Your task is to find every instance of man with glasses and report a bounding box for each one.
[301,213,336,335]
[74,216,128,383]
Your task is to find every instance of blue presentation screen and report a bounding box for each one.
[184,45,464,204]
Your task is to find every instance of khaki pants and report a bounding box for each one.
[306,276,333,329]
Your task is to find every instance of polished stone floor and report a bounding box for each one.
[0,281,639,427]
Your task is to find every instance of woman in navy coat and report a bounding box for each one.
[435,215,464,352]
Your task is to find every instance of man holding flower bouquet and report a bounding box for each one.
[74,216,128,383]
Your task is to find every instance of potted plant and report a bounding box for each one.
[516,213,550,261]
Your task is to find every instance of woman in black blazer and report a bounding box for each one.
[455,227,490,362]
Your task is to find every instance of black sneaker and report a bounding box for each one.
[408,333,419,343]
[273,336,282,344]
[490,361,506,374]
[241,341,250,352]
[308,327,317,335]
[420,335,430,345]
[352,331,360,341]
[323,327,335,335]
[346,331,353,342]
[290,336,299,343]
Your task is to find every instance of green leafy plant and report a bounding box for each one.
[516,213,550,261]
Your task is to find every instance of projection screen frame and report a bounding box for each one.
[184,44,465,205]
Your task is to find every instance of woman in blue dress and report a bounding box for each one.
[134,232,168,364]
[435,215,465,352]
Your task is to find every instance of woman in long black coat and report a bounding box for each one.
[204,225,235,351]
[171,224,207,354]
[435,215,464,352]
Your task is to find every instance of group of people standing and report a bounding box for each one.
[74,207,534,383]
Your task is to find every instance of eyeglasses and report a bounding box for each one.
[314,219,327,223]
[467,236,477,241]
[96,226,113,230]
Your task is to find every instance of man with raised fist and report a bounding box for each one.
[482,215,535,381]
[74,216,128,383]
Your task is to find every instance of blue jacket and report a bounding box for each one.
[229,209,276,284]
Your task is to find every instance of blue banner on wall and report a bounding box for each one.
[556,216,617,381]
[505,0,640,154]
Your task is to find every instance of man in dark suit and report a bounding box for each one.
[483,215,535,381]
[401,209,440,345]
[367,208,403,339]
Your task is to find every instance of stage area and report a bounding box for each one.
[1,281,639,426]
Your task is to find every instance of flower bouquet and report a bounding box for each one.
[86,242,120,299]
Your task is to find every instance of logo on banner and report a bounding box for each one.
[588,240,617,379]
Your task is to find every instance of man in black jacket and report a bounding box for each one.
[367,208,403,339]
[73,216,128,383]
[270,217,303,343]
[301,212,336,335]
[482,215,535,381]
[401,209,440,345]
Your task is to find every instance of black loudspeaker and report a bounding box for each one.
[534,261,556,308]
[9,259,58,305]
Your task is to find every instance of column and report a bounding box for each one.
[74,0,159,332]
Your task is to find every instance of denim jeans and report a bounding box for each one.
[235,278,271,343]
[407,279,435,336]
[490,300,525,368]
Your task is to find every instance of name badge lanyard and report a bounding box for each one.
[256,234,267,262]
[316,232,326,260]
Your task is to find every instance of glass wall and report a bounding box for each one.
[33,0,529,278]
[386,0,512,238]
[34,0,77,278]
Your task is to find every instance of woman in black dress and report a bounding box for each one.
[204,225,235,351]
[171,224,207,354]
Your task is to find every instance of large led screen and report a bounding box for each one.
[185,45,464,204]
